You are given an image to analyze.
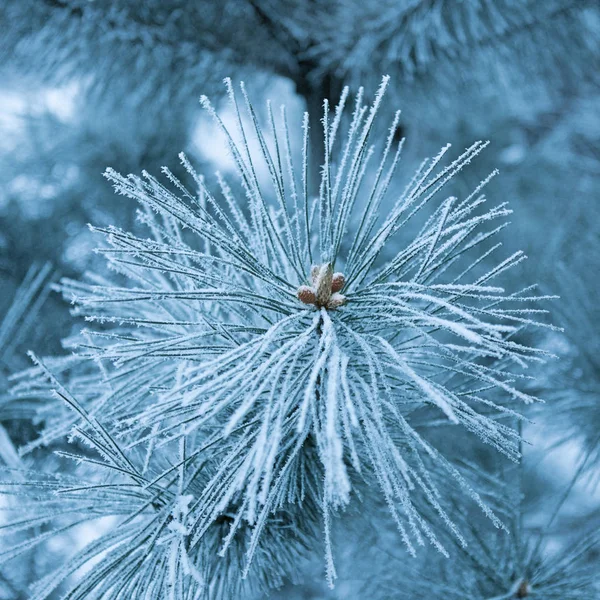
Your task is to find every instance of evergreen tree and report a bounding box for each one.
[1,2,599,598]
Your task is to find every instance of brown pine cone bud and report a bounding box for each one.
[297,285,316,305]
[315,263,333,306]
[331,272,345,293]
[516,580,530,598]
[327,293,347,309]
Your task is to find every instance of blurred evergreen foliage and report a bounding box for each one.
[0,1,599,597]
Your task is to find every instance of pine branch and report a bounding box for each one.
[3,79,556,595]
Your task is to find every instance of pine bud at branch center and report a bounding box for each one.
[297,263,346,309]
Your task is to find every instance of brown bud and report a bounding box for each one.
[516,580,530,598]
[331,272,345,293]
[327,293,347,310]
[314,263,333,306]
[297,285,316,305]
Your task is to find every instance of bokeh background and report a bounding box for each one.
[1,1,599,597]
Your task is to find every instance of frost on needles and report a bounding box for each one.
[3,77,556,597]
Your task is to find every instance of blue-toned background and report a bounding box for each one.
[0,2,599,597]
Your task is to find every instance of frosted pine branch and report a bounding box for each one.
[4,78,554,595]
